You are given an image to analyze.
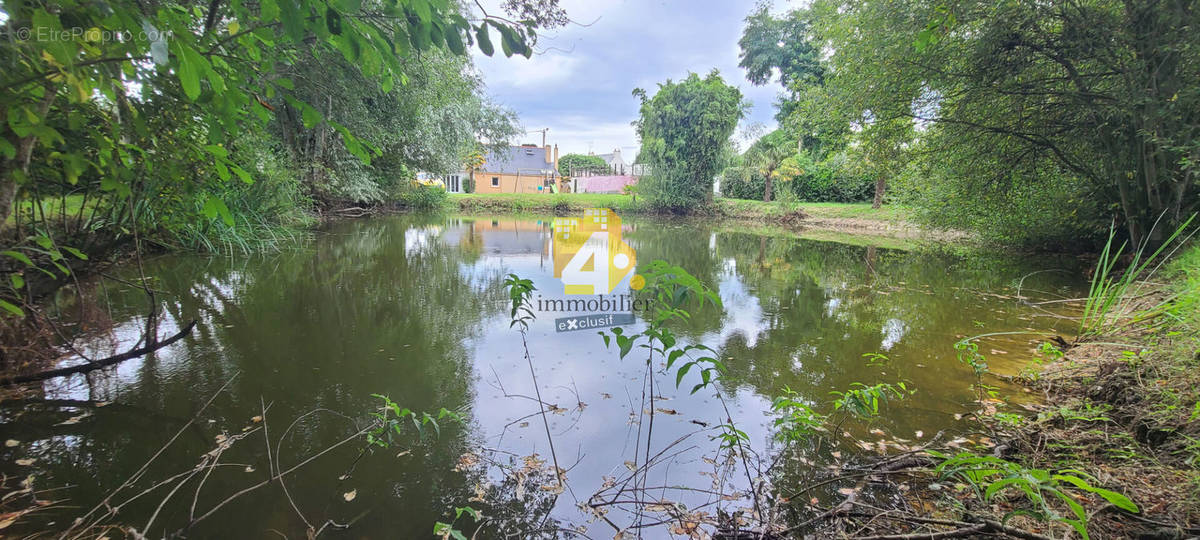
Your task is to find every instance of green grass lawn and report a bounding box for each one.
[447,192,909,224]
[4,194,95,228]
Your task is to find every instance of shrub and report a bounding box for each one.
[397,185,448,210]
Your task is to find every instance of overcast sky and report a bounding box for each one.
[471,0,783,158]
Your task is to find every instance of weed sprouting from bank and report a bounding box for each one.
[1081,215,1196,337]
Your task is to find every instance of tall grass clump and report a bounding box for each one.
[1080,214,1196,336]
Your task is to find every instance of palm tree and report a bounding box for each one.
[740,130,802,202]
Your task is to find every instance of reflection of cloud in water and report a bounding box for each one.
[404,227,437,255]
[713,258,764,348]
[825,297,842,317]
[880,318,908,351]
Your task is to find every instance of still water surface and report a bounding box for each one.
[2,215,1084,538]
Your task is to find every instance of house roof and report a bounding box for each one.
[479,145,557,176]
[595,149,626,167]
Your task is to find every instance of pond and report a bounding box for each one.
[1,214,1086,538]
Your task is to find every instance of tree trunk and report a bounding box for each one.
[763,175,773,203]
[872,177,886,209]
[0,84,59,224]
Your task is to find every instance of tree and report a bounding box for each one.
[738,6,824,117]
[273,48,518,205]
[557,153,608,177]
[726,130,802,203]
[0,0,566,320]
[749,130,801,203]
[804,0,1200,248]
[0,0,548,223]
[633,70,746,211]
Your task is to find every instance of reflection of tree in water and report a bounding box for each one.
[446,450,578,539]
[7,216,522,537]
[706,232,1083,430]
[623,220,728,338]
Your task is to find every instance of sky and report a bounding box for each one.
[471,0,784,158]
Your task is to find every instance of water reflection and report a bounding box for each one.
[1,215,1083,538]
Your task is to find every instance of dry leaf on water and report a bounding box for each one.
[4,440,18,447]
[57,414,88,426]
[14,459,34,466]
[343,489,357,502]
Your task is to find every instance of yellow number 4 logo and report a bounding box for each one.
[552,209,636,295]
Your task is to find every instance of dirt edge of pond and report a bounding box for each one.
[822,279,1199,540]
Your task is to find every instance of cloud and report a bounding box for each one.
[470,0,785,155]
[475,53,580,89]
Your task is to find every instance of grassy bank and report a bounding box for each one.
[445,193,941,240]
[995,243,1200,535]
[881,242,1200,539]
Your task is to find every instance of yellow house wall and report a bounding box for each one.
[474,172,553,194]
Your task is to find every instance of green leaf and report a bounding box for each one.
[412,0,432,23]
[10,274,24,290]
[302,103,323,128]
[444,24,464,55]
[1089,487,1138,513]
[258,0,276,18]
[326,8,343,35]
[202,195,235,226]
[0,138,15,160]
[230,165,253,184]
[666,349,684,369]
[204,144,228,159]
[1,250,34,267]
[175,44,203,101]
[675,362,692,387]
[0,299,24,318]
[61,246,88,260]
[476,25,494,56]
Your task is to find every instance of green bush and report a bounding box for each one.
[721,153,872,203]
[896,160,1107,250]
[397,185,448,210]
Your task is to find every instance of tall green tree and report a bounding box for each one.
[557,153,607,177]
[806,0,1200,247]
[633,70,745,211]
[274,48,518,205]
[738,5,848,158]
[0,0,563,317]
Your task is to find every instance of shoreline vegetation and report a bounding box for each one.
[442,193,963,243]
[938,244,1200,539]
[2,0,1198,536]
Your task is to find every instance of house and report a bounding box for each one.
[455,144,560,194]
[594,148,628,175]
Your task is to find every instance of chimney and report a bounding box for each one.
[553,144,559,169]
[544,144,552,165]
